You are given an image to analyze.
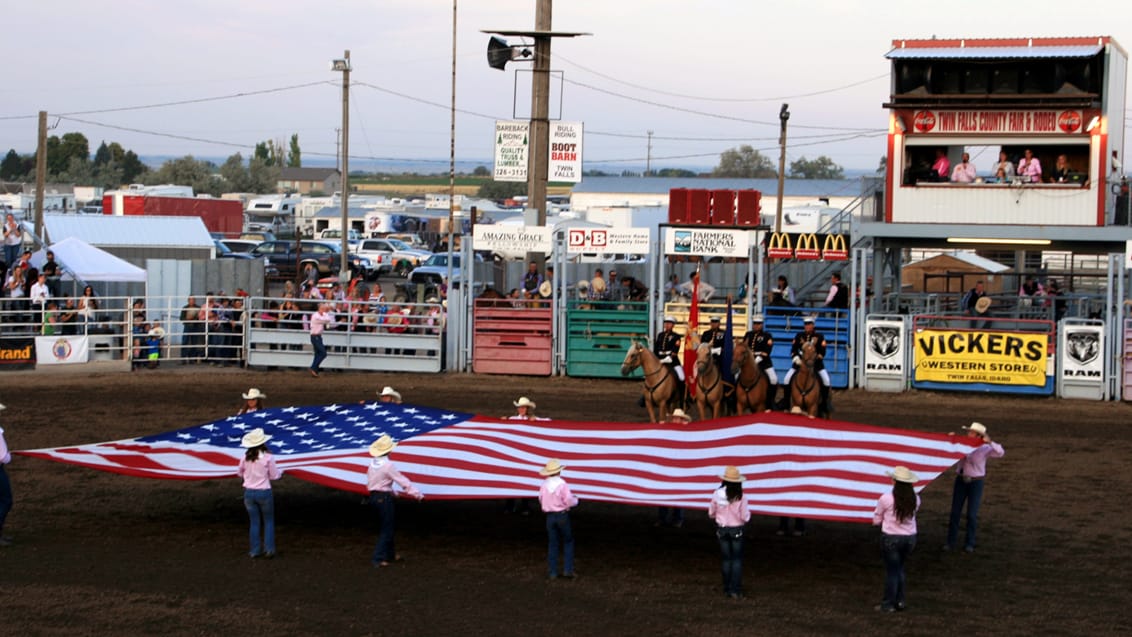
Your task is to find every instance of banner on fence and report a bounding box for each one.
[473,225,553,254]
[864,319,905,377]
[1060,325,1103,380]
[913,329,1047,386]
[566,228,650,254]
[35,335,90,365]
[0,337,35,370]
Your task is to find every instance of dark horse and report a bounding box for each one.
[790,340,822,418]
[731,339,770,414]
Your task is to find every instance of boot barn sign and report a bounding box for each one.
[492,120,583,184]
[911,328,1054,395]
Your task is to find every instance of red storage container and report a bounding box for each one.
[736,190,762,226]
[668,188,690,225]
[687,189,711,225]
[710,190,735,226]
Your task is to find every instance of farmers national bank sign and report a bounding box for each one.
[472,225,552,254]
[664,228,752,258]
[913,329,1048,386]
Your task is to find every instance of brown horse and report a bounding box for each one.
[694,342,727,421]
[790,340,821,418]
[731,339,770,414]
[621,340,681,423]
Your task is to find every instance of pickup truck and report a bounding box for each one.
[250,240,373,280]
[355,238,432,277]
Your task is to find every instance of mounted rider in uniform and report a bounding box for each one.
[654,316,685,383]
[700,316,726,372]
[782,316,833,413]
[741,314,778,410]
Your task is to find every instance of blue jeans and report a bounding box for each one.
[545,511,575,577]
[243,488,275,556]
[947,475,985,549]
[310,334,326,372]
[370,491,397,563]
[0,465,12,535]
[3,244,19,268]
[880,533,916,610]
[716,526,744,596]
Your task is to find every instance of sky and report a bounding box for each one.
[1,0,1128,173]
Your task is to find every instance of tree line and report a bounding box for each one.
[0,132,304,198]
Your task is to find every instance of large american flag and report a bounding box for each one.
[17,403,977,523]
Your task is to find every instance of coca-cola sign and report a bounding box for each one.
[1057,110,1082,133]
[913,110,936,133]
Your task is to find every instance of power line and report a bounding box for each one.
[562,76,883,132]
[556,54,888,103]
[55,81,333,117]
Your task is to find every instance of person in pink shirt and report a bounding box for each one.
[0,404,14,547]
[366,434,422,567]
[538,458,578,579]
[951,152,977,183]
[307,302,336,377]
[944,422,1005,553]
[237,428,283,558]
[1018,149,1043,183]
[708,465,751,599]
[872,465,920,612]
[931,148,951,182]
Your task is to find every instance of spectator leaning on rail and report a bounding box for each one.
[943,422,1005,554]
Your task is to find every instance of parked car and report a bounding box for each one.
[214,240,279,277]
[357,238,432,277]
[221,239,261,254]
[352,239,395,277]
[317,228,363,249]
[250,240,371,279]
[240,231,277,243]
[384,232,428,250]
[407,252,482,287]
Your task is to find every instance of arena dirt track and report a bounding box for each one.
[1,368,1130,636]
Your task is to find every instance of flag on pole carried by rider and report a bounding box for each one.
[721,296,735,385]
[683,268,700,398]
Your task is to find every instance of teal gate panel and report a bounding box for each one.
[565,300,650,378]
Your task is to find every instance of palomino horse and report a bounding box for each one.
[790,340,822,418]
[731,339,770,414]
[621,341,681,423]
[694,342,728,421]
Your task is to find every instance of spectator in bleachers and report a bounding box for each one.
[180,296,203,363]
[41,250,61,297]
[619,276,649,302]
[522,261,542,299]
[678,272,716,302]
[2,213,21,268]
[823,272,850,310]
[58,298,78,335]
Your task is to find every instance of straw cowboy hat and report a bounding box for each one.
[425,296,440,304]
[887,466,919,484]
[362,313,379,324]
[369,434,396,457]
[0,403,6,411]
[670,408,692,423]
[513,396,537,409]
[240,428,271,448]
[242,388,266,401]
[975,296,992,314]
[538,280,553,298]
[590,276,607,294]
[576,279,590,291]
[539,458,564,476]
[378,386,402,401]
[147,326,166,339]
[964,422,988,436]
[720,466,745,483]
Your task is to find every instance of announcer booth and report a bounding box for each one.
[883,37,1127,227]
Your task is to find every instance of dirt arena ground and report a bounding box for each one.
[1,368,1130,636]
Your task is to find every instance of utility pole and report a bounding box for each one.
[646,130,653,177]
[34,111,47,240]
[774,104,790,234]
[526,0,552,263]
[332,51,351,281]
[446,0,458,297]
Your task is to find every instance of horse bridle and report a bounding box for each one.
[734,347,766,393]
[630,346,673,400]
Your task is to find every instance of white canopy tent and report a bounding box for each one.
[32,236,146,283]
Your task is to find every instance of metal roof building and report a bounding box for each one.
[43,214,214,262]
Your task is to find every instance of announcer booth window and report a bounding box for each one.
[902,142,1090,186]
